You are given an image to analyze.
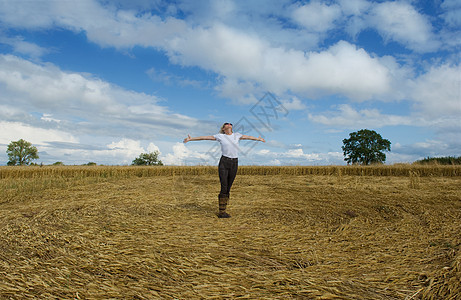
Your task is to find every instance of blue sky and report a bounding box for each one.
[0,0,460,166]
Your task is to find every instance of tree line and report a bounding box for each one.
[5,139,163,166]
[414,156,461,165]
[5,129,456,166]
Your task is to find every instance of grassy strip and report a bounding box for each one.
[1,165,460,179]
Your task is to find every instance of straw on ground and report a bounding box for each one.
[0,166,460,299]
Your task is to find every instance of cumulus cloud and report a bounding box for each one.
[0,0,187,49]
[147,142,161,154]
[0,121,78,147]
[338,1,442,52]
[0,0,448,107]
[255,147,344,165]
[163,142,214,165]
[171,25,393,100]
[292,1,342,33]
[409,63,461,119]
[366,2,439,52]
[391,138,461,160]
[308,104,413,129]
[0,120,78,164]
[294,41,391,99]
[337,0,370,16]
[163,143,191,165]
[109,140,159,164]
[0,35,50,58]
[0,120,165,165]
[0,54,203,139]
[441,0,461,27]
[167,143,345,166]
[0,0,57,28]
[215,77,261,105]
[146,67,206,89]
[280,96,306,111]
[0,54,213,165]
[0,0,399,101]
[307,61,461,131]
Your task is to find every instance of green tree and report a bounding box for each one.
[132,151,163,166]
[342,129,391,165]
[7,139,39,166]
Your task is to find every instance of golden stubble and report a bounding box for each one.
[0,166,460,299]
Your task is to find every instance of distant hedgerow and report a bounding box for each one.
[415,156,461,165]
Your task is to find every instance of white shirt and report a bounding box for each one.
[213,132,243,158]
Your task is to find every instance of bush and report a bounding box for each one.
[415,156,461,165]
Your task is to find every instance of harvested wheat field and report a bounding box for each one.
[0,166,460,299]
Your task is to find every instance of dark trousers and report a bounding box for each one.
[218,156,238,197]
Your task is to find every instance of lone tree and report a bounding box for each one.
[342,129,391,165]
[7,139,39,166]
[132,151,163,166]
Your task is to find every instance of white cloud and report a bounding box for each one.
[0,0,390,101]
[0,35,50,58]
[207,0,236,21]
[171,24,392,100]
[410,63,461,119]
[100,139,165,164]
[441,0,461,27]
[0,135,163,165]
[0,0,55,28]
[163,143,190,165]
[215,77,261,105]
[0,54,203,139]
[0,53,212,165]
[0,0,187,49]
[337,0,370,16]
[147,143,161,154]
[280,96,306,111]
[0,0,420,103]
[243,149,345,165]
[254,146,344,165]
[168,23,268,79]
[0,54,117,110]
[366,2,439,52]
[294,41,391,99]
[176,0,317,50]
[41,113,61,123]
[163,142,213,165]
[107,138,144,158]
[0,121,78,146]
[308,104,413,128]
[257,149,270,155]
[269,159,281,166]
[292,1,342,33]
[146,67,205,89]
[0,124,134,165]
[391,138,461,160]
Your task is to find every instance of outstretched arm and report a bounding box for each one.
[240,135,265,142]
[183,134,216,143]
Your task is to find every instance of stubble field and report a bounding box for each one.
[0,166,460,299]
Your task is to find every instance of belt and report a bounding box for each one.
[221,155,238,161]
